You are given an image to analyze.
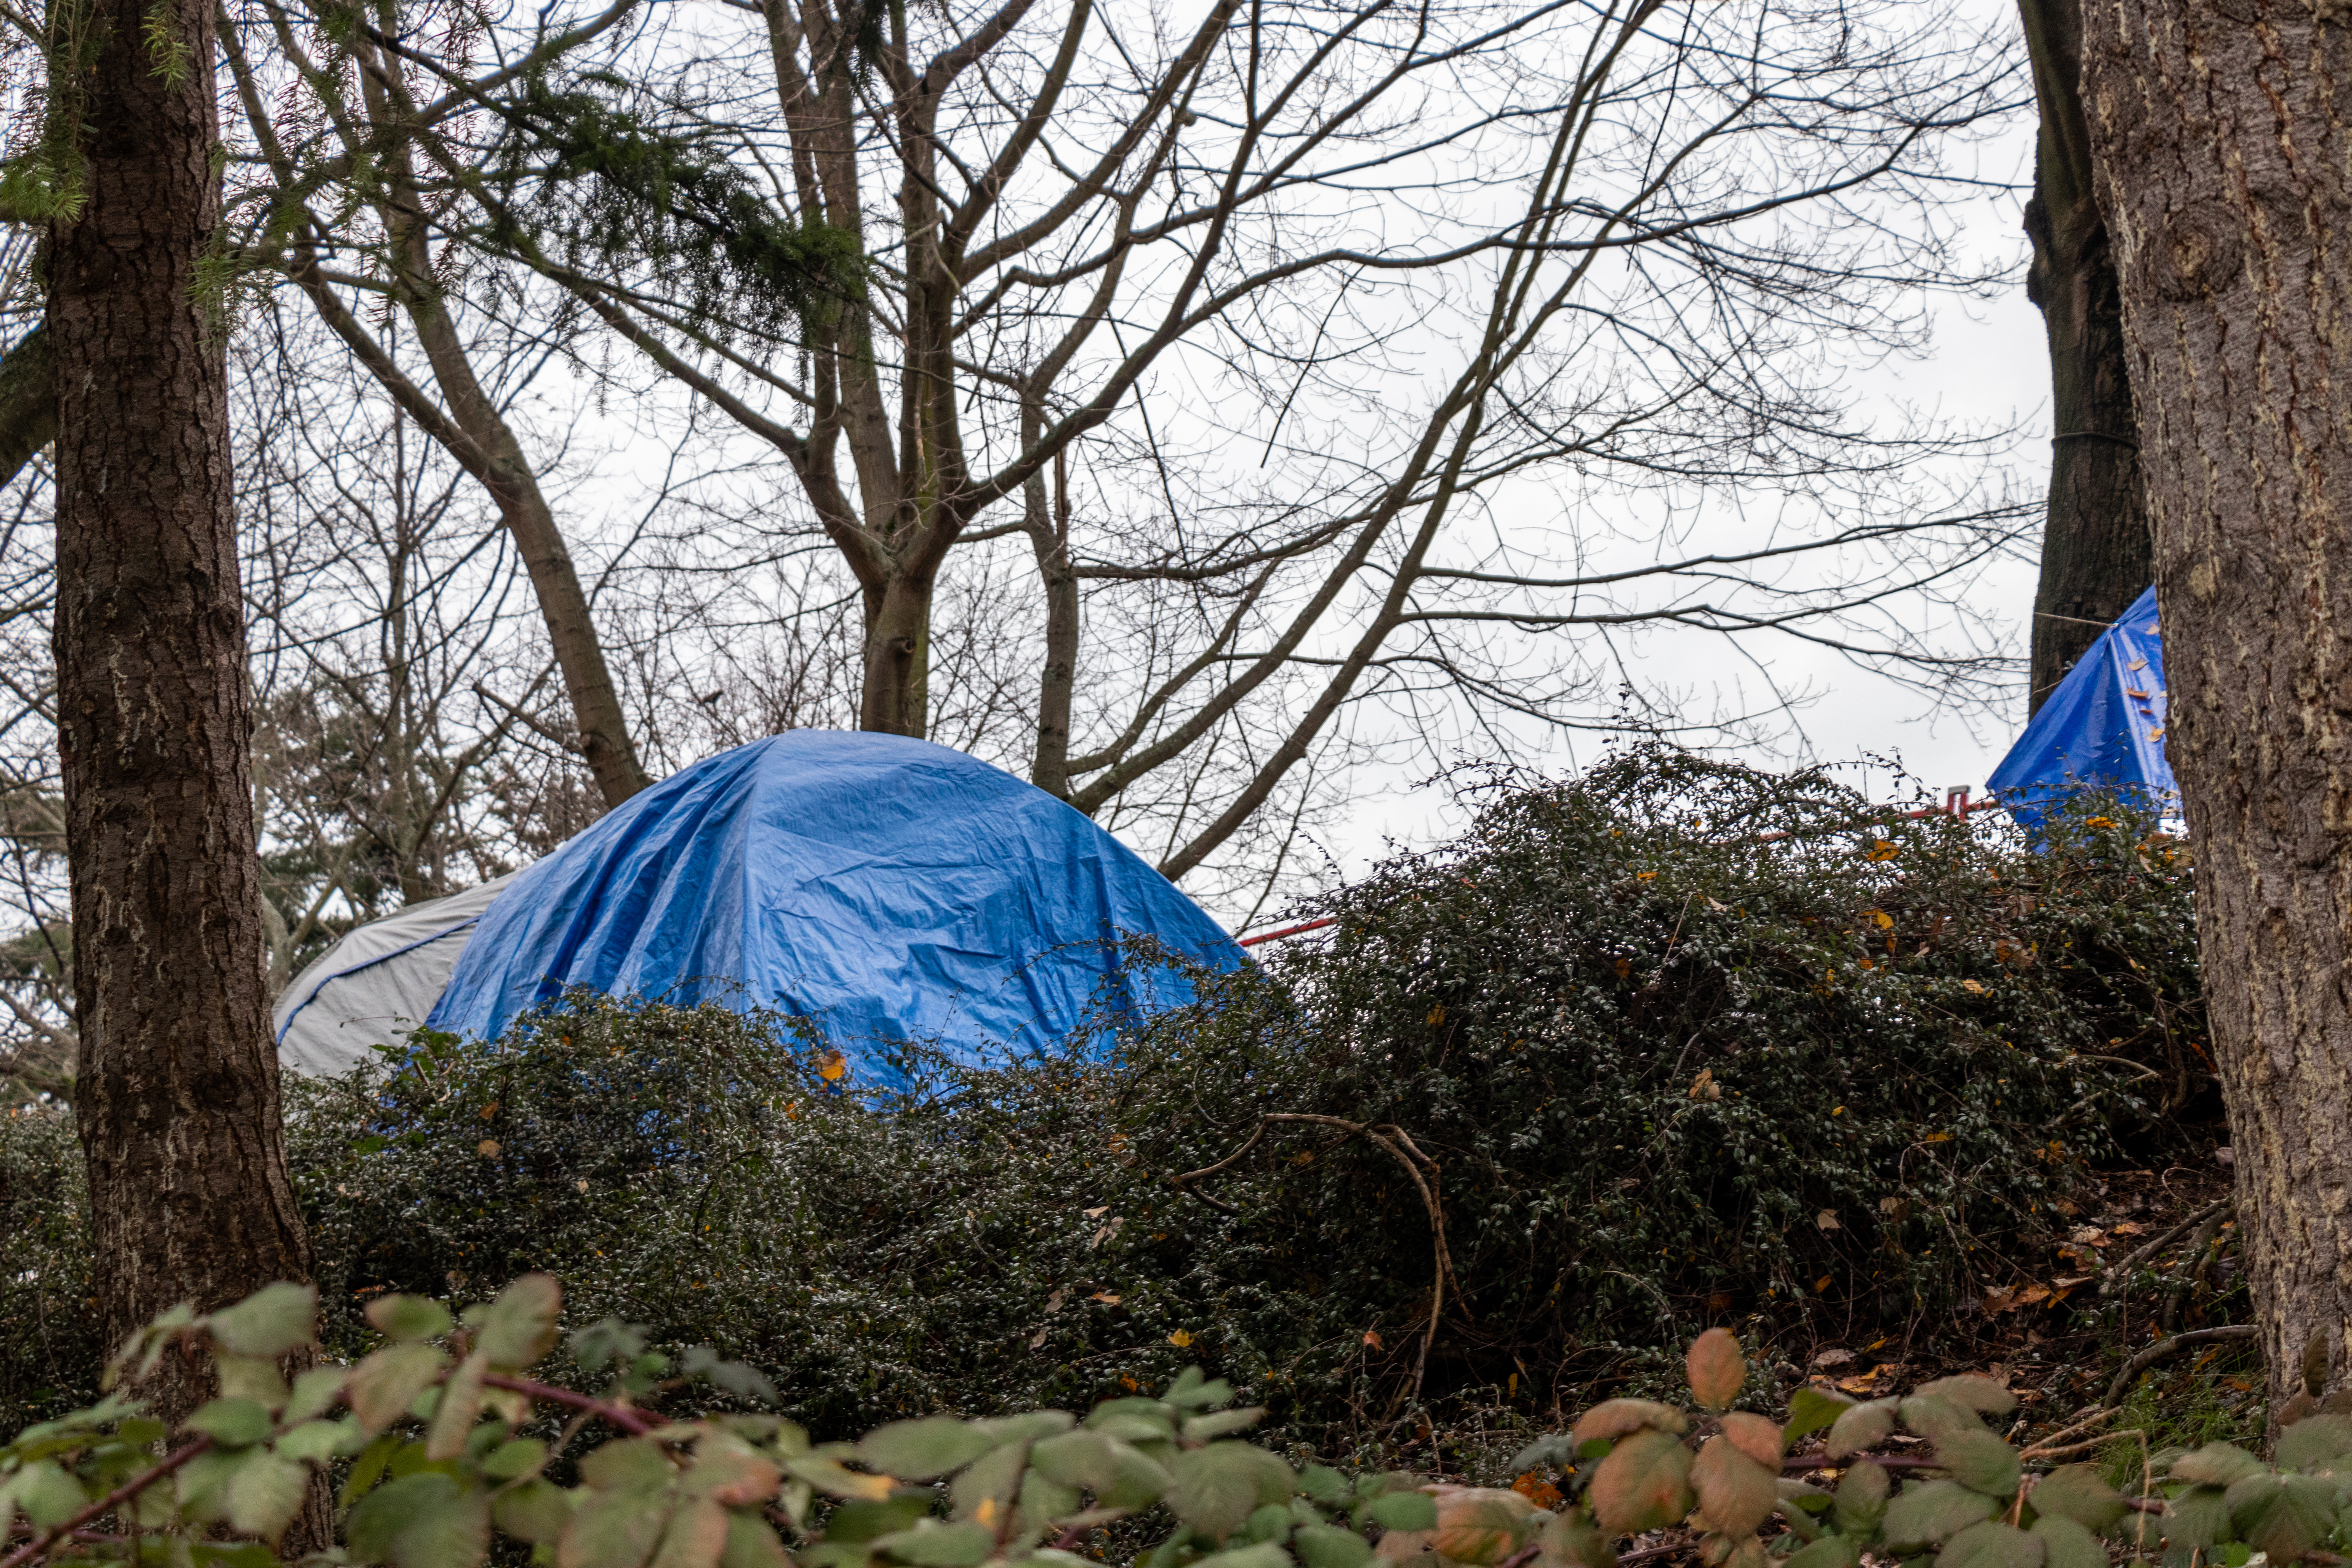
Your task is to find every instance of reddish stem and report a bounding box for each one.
[0,1436,212,1568]
[483,1373,655,1436]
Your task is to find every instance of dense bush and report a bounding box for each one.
[0,752,2205,1467]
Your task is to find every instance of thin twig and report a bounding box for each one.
[2100,1198,2232,1297]
[2105,1325,2260,1408]
[2019,1406,2118,1460]
[483,1373,655,1436]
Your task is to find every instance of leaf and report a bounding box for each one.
[871,1520,998,1567]
[469,1274,563,1370]
[684,1435,783,1508]
[1687,1329,1746,1412]
[217,1354,292,1412]
[1192,1544,1293,1568]
[185,1396,274,1448]
[2226,1472,2339,1561]
[495,1479,578,1543]
[1366,1493,1439,1531]
[1428,1486,1538,1565]
[1185,1409,1269,1442]
[1783,1536,1860,1568]
[367,1296,454,1344]
[2276,1415,2352,1473]
[1030,1428,1172,1510]
[858,1417,995,1482]
[1301,1466,1353,1506]
[2029,1515,2107,1568]
[276,1417,358,1465]
[1936,1521,2045,1568]
[825,1495,935,1543]
[177,1447,249,1525]
[783,1455,894,1503]
[652,1495,732,1568]
[1536,1512,1616,1568]
[286,1365,348,1424]
[586,1441,679,1492]
[1898,1396,1979,1443]
[226,1452,310,1543]
[1572,1399,1690,1450]
[2169,1444,2265,1488]
[348,1472,492,1568]
[561,1483,675,1568]
[1826,1400,1898,1460]
[12,1460,85,1528]
[2160,1485,2231,1550]
[720,1513,793,1568]
[1935,1428,2021,1497]
[1691,1436,1777,1538]
[1880,1480,2000,1551]
[486,1437,551,1481]
[1785,1388,1853,1445]
[1721,1412,1782,1467]
[427,1349,489,1461]
[1589,1428,1695,1536]
[1834,1461,1890,1537]
[1913,1377,2017,1418]
[1171,1443,1296,1542]
[2026,1466,2123,1532]
[1296,1524,1376,1568]
[348,1343,450,1434]
[210,1283,318,1359]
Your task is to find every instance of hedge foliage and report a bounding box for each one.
[0,751,2205,1467]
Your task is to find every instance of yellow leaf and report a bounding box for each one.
[818,1051,848,1082]
[1865,840,1900,861]
[1427,1004,1446,1026]
[1869,910,1893,929]
[1168,1329,1194,1348]
[1922,1132,1951,1143]
[1962,979,1985,995]
[477,1140,501,1158]
[1636,871,1659,882]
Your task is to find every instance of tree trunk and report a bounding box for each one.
[2017,0,2151,712]
[2082,0,2352,1412]
[51,5,327,1544]
[859,573,934,737]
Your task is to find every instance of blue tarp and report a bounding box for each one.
[426,731,1244,1077]
[1989,586,2176,835]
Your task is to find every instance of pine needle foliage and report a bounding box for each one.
[491,73,866,348]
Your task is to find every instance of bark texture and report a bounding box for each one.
[2018,0,2153,710]
[2082,0,2352,1409]
[49,0,312,1419]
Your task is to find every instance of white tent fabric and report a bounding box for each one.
[272,873,519,1077]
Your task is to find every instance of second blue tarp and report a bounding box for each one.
[1989,586,2176,834]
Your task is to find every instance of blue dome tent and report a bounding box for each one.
[274,732,1245,1081]
[1989,586,2177,835]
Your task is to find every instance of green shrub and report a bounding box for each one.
[0,752,2204,1464]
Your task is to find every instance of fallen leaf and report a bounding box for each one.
[1837,1375,1880,1394]
[818,1051,848,1082]
[1961,979,1985,995]
[1082,1206,1109,1219]
[1811,1349,1855,1369]
[1167,1329,1194,1348]
[1816,1210,1840,1231]
[1089,1292,1121,1305]
[477,1140,501,1158]
[2110,1221,2144,1236]
[1045,1288,1067,1313]
[1364,1330,1384,1349]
